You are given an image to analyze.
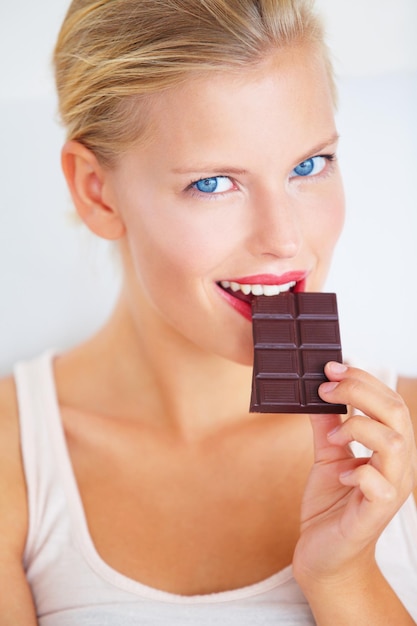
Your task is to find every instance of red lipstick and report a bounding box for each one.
[217,271,309,321]
[224,271,308,286]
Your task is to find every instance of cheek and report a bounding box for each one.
[329,187,346,246]
[311,181,345,251]
[303,182,345,290]
[124,203,234,289]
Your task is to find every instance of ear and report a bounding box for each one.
[61,141,125,240]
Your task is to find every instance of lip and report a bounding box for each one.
[224,271,309,288]
[217,270,309,321]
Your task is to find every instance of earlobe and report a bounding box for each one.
[61,141,125,240]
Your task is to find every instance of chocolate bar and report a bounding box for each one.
[250,292,347,414]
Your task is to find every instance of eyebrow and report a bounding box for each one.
[171,165,248,176]
[296,132,340,164]
[171,132,340,176]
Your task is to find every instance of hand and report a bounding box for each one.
[293,361,417,588]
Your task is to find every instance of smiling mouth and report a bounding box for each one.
[218,279,297,303]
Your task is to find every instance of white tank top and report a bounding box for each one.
[14,351,417,624]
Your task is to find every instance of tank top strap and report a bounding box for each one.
[13,350,67,568]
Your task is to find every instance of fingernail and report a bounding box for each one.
[320,381,338,393]
[328,361,347,374]
[327,425,341,438]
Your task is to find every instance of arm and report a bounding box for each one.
[293,363,417,625]
[298,560,414,626]
[0,377,38,625]
[0,563,38,626]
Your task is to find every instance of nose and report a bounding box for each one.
[247,189,302,259]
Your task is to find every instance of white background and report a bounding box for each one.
[0,1,416,376]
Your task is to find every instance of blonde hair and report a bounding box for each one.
[54,0,334,166]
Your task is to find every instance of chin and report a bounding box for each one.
[213,337,255,368]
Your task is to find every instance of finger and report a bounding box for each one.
[339,463,396,506]
[338,464,401,540]
[328,414,405,456]
[309,413,353,464]
[328,414,410,487]
[324,362,392,392]
[320,363,412,435]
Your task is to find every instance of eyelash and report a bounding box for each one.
[314,153,336,166]
[185,153,337,199]
[186,176,237,200]
[291,153,337,182]
[319,152,337,167]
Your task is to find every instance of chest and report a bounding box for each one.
[63,411,313,595]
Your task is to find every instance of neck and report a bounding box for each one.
[65,287,254,440]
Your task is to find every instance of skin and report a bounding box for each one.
[99,54,343,368]
[0,44,416,625]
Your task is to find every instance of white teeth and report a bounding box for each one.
[263,284,282,296]
[220,280,296,296]
[251,284,264,296]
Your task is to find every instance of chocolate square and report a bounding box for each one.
[250,292,347,414]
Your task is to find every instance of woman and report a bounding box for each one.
[0,0,416,623]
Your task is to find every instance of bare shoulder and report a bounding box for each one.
[397,376,417,434]
[397,377,417,508]
[0,376,38,621]
[0,375,29,554]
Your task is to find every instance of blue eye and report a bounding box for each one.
[290,156,326,178]
[192,176,233,194]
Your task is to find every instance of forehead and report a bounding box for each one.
[156,46,333,124]
[127,45,336,167]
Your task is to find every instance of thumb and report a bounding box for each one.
[309,413,347,463]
